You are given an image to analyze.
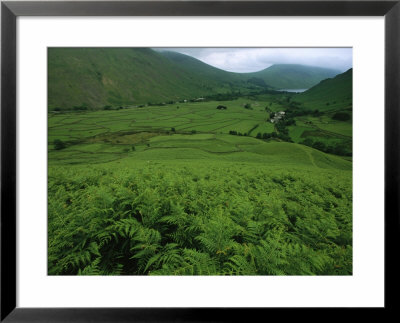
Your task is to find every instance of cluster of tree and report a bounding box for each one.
[229,130,248,136]
[103,105,124,110]
[288,101,302,108]
[284,107,322,118]
[274,117,295,134]
[216,105,227,110]
[205,92,240,101]
[256,131,293,142]
[326,101,337,106]
[256,132,277,139]
[53,139,66,150]
[147,102,167,106]
[73,105,88,111]
[332,112,351,121]
[246,77,268,88]
[244,103,253,110]
[300,138,352,156]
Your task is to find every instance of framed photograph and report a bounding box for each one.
[1,0,399,321]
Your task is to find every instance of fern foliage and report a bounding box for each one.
[48,163,352,275]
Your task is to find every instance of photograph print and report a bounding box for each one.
[48,47,352,276]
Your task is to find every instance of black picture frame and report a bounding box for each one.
[1,0,399,321]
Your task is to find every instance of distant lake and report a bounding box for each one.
[277,89,308,93]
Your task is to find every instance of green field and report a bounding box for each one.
[49,95,352,276]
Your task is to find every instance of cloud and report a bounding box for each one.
[155,48,352,73]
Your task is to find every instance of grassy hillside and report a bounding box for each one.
[159,50,245,85]
[295,68,352,111]
[48,48,250,111]
[48,49,343,111]
[246,64,341,89]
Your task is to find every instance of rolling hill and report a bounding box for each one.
[48,48,343,111]
[244,64,341,89]
[160,52,341,90]
[158,50,245,84]
[294,68,352,110]
[48,48,250,110]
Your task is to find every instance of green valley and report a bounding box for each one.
[48,48,353,276]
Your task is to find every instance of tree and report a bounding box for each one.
[131,145,136,151]
[171,127,176,132]
[312,109,321,117]
[332,112,351,121]
[312,141,326,151]
[286,118,296,126]
[54,139,66,150]
[73,105,88,111]
[301,138,313,147]
[332,143,349,156]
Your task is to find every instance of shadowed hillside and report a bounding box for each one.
[245,64,341,89]
[295,68,352,110]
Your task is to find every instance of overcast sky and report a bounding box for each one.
[155,48,352,73]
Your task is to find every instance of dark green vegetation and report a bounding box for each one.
[48,51,352,275]
[49,162,351,275]
[48,48,340,111]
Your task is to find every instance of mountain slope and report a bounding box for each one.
[159,50,244,84]
[48,48,249,110]
[245,64,341,89]
[294,68,352,110]
[48,48,345,111]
